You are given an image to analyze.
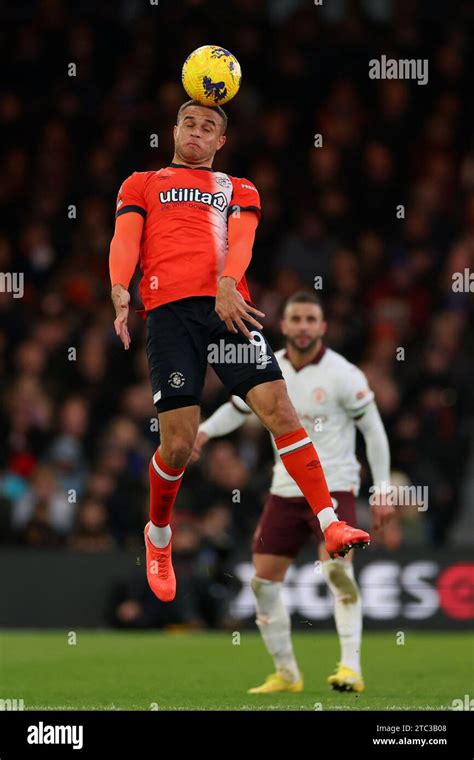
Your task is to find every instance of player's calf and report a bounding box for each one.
[246,382,371,554]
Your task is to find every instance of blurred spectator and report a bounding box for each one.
[69,496,115,552]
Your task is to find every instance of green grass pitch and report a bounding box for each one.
[0,630,471,711]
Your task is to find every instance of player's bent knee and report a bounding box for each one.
[161,436,194,467]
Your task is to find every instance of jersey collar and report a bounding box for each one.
[283,342,326,372]
[168,162,215,172]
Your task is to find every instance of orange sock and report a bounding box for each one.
[274,428,332,515]
[149,449,185,527]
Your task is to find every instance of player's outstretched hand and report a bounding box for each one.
[215,277,265,341]
[111,284,131,350]
[190,430,209,463]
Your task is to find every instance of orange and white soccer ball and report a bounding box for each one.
[181,45,242,106]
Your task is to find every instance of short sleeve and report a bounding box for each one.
[228,177,262,222]
[339,365,374,418]
[115,172,147,219]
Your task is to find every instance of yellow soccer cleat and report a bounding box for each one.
[248,672,304,694]
[328,663,365,693]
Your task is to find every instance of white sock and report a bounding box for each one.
[147,522,172,548]
[250,576,300,683]
[318,507,338,532]
[322,559,362,673]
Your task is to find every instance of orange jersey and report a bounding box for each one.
[115,164,261,310]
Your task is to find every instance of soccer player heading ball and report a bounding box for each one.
[108,99,370,603]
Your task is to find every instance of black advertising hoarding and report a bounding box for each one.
[230,549,474,630]
[0,548,472,629]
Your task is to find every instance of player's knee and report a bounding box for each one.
[161,434,194,467]
[251,576,283,626]
[322,559,359,604]
[251,575,280,601]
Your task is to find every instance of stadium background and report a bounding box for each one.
[1,0,473,632]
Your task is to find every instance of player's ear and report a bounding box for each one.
[280,318,287,336]
[173,125,178,140]
[321,320,328,336]
[216,134,226,151]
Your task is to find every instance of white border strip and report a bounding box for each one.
[278,437,312,456]
[151,455,183,481]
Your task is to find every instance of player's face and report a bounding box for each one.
[281,303,327,353]
[173,106,226,164]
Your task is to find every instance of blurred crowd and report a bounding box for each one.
[1,0,473,610]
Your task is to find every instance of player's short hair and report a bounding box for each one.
[282,291,325,316]
[177,99,228,134]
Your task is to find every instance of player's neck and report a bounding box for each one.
[171,153,214,170]
[286,340,324,371]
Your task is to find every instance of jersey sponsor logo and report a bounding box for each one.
[159,187,227,212]
[312,387,327,403]
[241,183,256,191]
[168,371,185,388]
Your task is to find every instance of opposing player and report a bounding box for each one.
[193,292,393,693]
[108,101,370,604]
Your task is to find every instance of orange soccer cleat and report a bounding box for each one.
[324,520,370,558]
[144,522,176,602]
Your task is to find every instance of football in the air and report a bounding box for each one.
[181,45,242,106]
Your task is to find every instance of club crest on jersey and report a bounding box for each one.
[159,188,227,212]
[215,175,232,188]
[168,371,185,388]
[312,387,327,403]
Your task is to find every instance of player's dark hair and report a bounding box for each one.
[177,99,228,134]
[283,291,325,316]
